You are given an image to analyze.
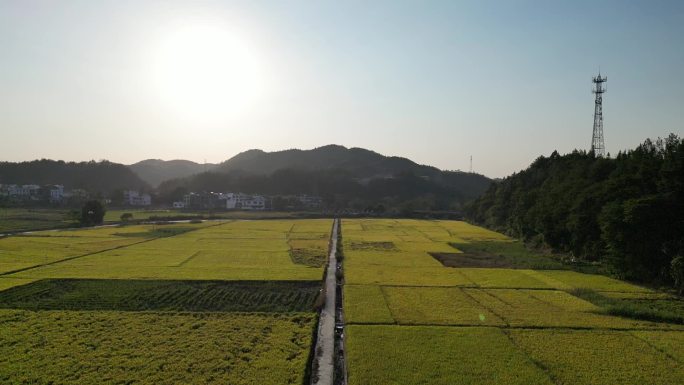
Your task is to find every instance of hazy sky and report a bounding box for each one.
[1,0,682,178]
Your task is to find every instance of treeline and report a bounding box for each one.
[158,168,491,213]
[466,134,684,292]
[0,159,149,194]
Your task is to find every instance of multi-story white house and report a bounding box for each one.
[123,190,151,206]
[297,194,323,208]
[49,185,65,203]
[8,184,40,198]
[225,193,266,210]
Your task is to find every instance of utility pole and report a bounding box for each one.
[469,156,473,173]
[591,72,607,156]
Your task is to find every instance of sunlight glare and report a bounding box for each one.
[150,23,263,123]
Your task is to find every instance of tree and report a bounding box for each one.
[466,134,684,289]
[80,200,105,226]
[120,212,133,222]
[672,256,684,295]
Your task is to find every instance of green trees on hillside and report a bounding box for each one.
[466,134,684,290]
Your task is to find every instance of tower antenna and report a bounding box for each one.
[469,155,473,173]
[591,72,607,156]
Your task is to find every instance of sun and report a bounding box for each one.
[149,23,263,123]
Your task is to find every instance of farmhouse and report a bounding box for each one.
[49,185,65,203]
[225,193,266,210]
[123,190,151,206]
[2,184,41,200]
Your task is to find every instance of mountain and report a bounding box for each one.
[218,145,440,178]
[0,159,149,193]
[129,159,217,187]
[157,145,492,212]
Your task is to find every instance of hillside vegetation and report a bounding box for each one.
[129,159,218,187]
[0,159,148,193]
[466,134,684,292]
[158,145,491,211]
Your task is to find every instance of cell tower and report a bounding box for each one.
[591,72,607,156]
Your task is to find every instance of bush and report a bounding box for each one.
[80,201,105,226]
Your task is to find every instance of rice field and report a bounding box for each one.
[0,218,331,384]
[346,325,553,385]
[2,217,681,384]
[0,310,315,385]
[342,219,684,385]
[1,219,330,281]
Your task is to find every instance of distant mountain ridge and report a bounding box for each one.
[129,159,218,187]
[217,145,440,179]
[155,145,492,211]
[0,159,148,193]
[0,146,493,211]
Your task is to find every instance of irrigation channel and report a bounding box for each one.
[311,218,347,385]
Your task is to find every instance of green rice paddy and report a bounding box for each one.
[342,219,684,385]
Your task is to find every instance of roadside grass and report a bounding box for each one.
[0,309,315,385]
[570,288,684,324]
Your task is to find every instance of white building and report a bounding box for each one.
[49,185,65,203]
[298,194,323,208]
[8,184,40,197]
[225,193,266,210]
[123,190,151,206]
[172,201,185,209]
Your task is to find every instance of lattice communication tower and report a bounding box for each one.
[591,73,607,156]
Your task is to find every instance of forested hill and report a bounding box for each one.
[158,145,492,212]
[216,145,491,195]
[129,159,218,187]
[466,134,684,291]
[0,160,149,193]
[219,145,440,178]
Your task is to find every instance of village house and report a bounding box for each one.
[123,190,151,206]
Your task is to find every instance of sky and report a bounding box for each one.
[1,0,682,178]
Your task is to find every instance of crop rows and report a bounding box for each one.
[0,278,321,313]
[0,309,316,385]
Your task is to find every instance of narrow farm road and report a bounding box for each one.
[311,218,339,385]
